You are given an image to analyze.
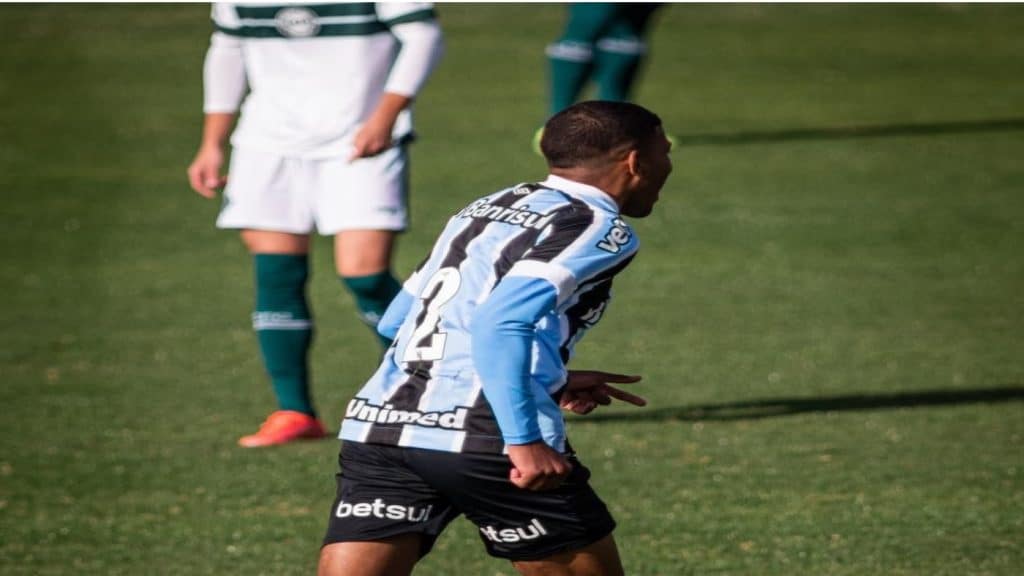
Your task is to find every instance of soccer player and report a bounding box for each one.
[545,3,663,116]
[186,3,443,447]
[320,101,673,576]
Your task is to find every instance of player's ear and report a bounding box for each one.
[625,149,641,177]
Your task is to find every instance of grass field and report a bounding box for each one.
[1,4,1022,575]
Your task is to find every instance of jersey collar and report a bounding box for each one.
[541,175,620,213]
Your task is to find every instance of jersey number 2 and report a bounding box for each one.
[403,267,461,363]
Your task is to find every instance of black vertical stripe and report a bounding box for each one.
[557,253,635,365]
[460,390,506,453]
[491,185,578,282]
[579,252,636,289]
[439,189,524,268]
[522,197,595,264]
[559,279,614,363]
[362,421,399,445]
[491,227,542,281]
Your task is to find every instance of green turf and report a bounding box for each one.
[1,4,1022,575]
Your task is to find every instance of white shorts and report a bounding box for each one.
[216,146,409,235]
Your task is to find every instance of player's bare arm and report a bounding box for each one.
[560,370,646,415]
[187,112,234,198]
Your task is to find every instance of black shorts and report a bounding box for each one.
[322,441,616,561]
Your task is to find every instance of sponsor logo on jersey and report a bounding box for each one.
[345,398,468,430]
[479,518,549,543]
[275,7,320,37]
[334,498,433,523]
[455,200,556,231]
[596,218,632,254]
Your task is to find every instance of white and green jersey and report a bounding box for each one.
[204,2,442,158]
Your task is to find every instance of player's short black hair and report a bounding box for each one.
[541,100,663,169]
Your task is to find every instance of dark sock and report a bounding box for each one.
[545,3,622,115]
[341,271,402,349]
[253,254,315,416]
[594,37,646,102]
[546,41,594,115]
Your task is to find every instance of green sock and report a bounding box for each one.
[545,3,622,115]
[341,271,402,350]
[253,254,315,416]
[594,37,646,102]
[546,41,594,115]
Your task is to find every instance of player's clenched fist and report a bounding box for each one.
[507,441,572,491]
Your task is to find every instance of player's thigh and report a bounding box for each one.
[318,535,421,576]
[334,230,396,276]
[312,146,408,240]
[617,3,660,36]
[561,3,619,42]
[216,147,316,235]
[512,534,623,576]
[405,449,617,564]
[323,442,460,561]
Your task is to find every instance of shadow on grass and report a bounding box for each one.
[676,117,1024,147]
[578,385,1024,423]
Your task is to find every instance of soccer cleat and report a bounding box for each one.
[237,410,327,447]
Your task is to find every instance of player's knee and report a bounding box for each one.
[240,230,309,254]
[318,538,420,576]
[512,534,624,576]
[334,230,395,276]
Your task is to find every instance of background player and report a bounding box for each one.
[545,3,663,116]
[186,3,444,447]
[319,100,673,575]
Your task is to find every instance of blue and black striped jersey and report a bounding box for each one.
[339,175,639,454]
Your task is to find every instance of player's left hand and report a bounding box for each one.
[348,92,410,162]
[560,370,646,415]
[348,118,394,161]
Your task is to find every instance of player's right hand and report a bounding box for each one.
[561,370,646,415]
[347,117,394,161]
[187,145,227,198]
[507,441,571,491]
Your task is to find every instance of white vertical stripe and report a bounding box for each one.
[506,260,577,304]
[356,421,372,443]
[449,430,466,452]
[398,425,415,447]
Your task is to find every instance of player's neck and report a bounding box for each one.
[548,167,630,210]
